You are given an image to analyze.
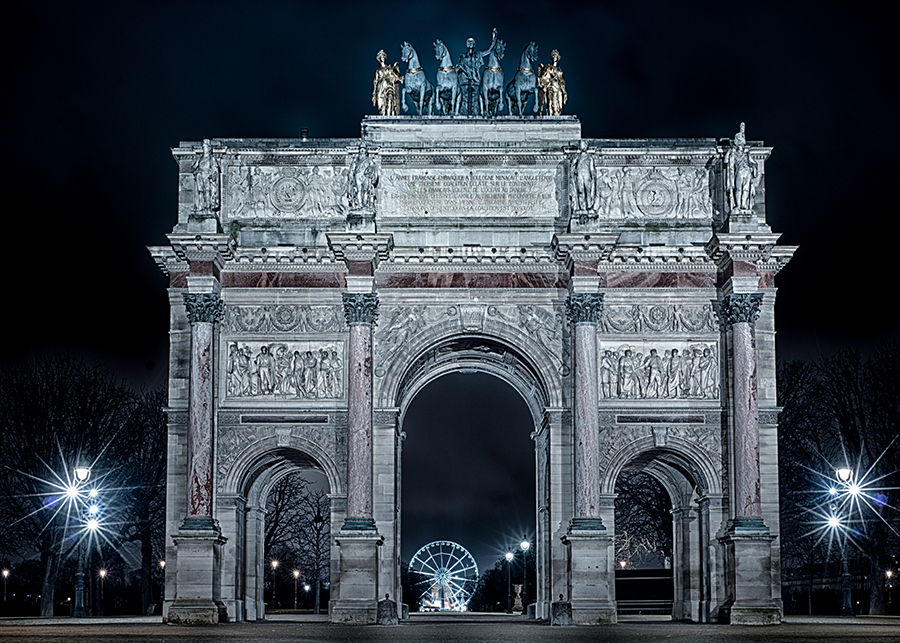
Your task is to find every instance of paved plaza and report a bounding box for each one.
[1,614,897,642]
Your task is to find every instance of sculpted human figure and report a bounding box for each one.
[372,49,403,116]
[644,349,664,398]
[600,350,615,398]
[571,140,596,213]
[255,346,275,395]
[349,144,378,210]
[192,139,220,213]
[666,348,684,398]
[725,122,758,211]
[458,29,496,115]
[537,49,567,116]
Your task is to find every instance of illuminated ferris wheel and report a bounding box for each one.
[408,540,479,611]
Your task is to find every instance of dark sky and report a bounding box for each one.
[5,2,896,572]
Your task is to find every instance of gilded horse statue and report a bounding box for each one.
[479,38,506,117]
[433,39,461,116]
[401,41,434,116]
[505,41,539,115]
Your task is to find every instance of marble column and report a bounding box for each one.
[565,293,605,530]
[182,292,225,530]
[342,292,378,531]
[721,293,765,529]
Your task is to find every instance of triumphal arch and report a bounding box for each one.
[151,52,794,625]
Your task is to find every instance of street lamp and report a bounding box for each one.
[2,569,8,602]
[520,536,530,616]
[98,569,107,615]
[159,560,166,606]
[303,583,310,610]
[72,466,91,618]
[271,560,279,610]
[293,570,300,610]
[312,511,326,615]
[505,551,514,613]
[834,466,855,617]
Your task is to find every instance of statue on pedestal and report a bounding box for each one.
[372,50,403,116]
[348,144,378,211]
[192,139,220,213]
[538,49,567,116]
[570,140,597,215]
[724,122,758,212]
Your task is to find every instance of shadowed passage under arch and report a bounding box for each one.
[401,372,536,574]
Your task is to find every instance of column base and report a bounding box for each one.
[331,531,384,625]
[719,528,781,626]
[562,528,616,625]
[167,527,228,625]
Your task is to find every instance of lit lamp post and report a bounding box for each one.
[98,569,107,615]
[505,551,514,614]
[159,560,166,606]
[312,511,326,615]
[270,560,279,610]
[520,537,530,616]
[2,569,8,603]
[72,466,91,618]
[886,570,894,606]
[304,584,310,610]
[293,570,300,610]
[835,467,855,617]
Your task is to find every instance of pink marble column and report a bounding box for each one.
[182,293,225,530]
[342,293,379,531]
[565,293,606,530]
[722,293,765,529]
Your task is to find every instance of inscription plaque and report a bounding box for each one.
[380,169,558,219]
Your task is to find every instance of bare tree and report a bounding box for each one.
[615,469,673,563]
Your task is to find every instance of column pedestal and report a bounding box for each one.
[167,529,228,625]
[331,532,384,625]
[719,529,780,625]
[562,529,616,624]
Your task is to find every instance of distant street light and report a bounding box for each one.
[2,569,8,602]
[293,570,300,610]
[520,536,530,615]
[271,560,279,609]
[312,511,326,615]
[505,551,514,614]
[98,568,107,615]
[159,560,166,605]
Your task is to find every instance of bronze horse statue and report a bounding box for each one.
[479,38,506,117]
[433,40,461,116]
[401,41,434,115]
[505,41,538,115]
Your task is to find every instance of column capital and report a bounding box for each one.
[343,292,379,325]
[720,293,763,326]
[182,293,225,325]
[565,292,604,324]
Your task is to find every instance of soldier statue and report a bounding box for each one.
[349,144,378,211]
[372,49,403,116]
[192,139,220,213]
[724,122,758,211]
[537,49,567,116]
[570,140,597,214]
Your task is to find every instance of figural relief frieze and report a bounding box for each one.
[225,305,345,333]
[225,340,344,400]
[590,166,712,220]
[599,341,719,400]
[226,165,349,220]
[599,304,718,334]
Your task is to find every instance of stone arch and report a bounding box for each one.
[603,436,723,623]
[374,303,566,410]
[217,436,343,622]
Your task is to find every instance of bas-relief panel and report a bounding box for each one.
[224,340,344,401]
[599,304,718,334]
[224,165,349,221]
[379,168,559,219]
[593,167,712,221]
[225,305,345,334]
[599,341,719,400]
[596,423,721,473]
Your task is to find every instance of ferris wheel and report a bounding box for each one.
[408,540,479,611]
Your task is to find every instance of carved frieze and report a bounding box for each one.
[225,305,345,333]
[599,341,719,400]
[224,340,344,400]
[599,303,717,333]
[594,166,712,220]
[225,165,349,220]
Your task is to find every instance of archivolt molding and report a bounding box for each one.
[598,427,722,496]
[374,303,566,408]
[217,425,345,498]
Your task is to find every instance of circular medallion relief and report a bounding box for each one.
[271,176,306,212]
[636,178,675,216]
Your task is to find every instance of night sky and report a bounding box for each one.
[5,2,895,573]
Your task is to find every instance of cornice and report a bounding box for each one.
[600,246,716,272]
[552,233,619,267]
[229,246,342,270]
[167,233,234,264]
[327,233,394,266]
[148,246,188,275]
[384,245,557,269]
[705,233,787,269]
